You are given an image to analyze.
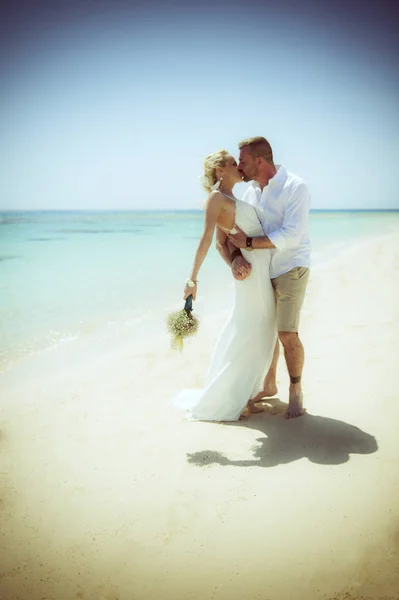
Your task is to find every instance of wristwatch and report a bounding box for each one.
[185,279,197,287]
[245,237,253,251]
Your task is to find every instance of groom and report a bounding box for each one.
[226,136,311,419]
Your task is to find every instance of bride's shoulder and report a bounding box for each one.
[207,190,224,199]
[204,190,225,207]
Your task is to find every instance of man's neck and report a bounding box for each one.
[256,163,278,191]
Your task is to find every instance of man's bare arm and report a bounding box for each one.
[215,227,252,280]
[227,226,276,249]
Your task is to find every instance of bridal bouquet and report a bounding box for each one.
[167,294,199,352]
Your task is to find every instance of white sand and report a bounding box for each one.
[1,234,399,600]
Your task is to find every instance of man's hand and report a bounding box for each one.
[227,225,247,249]
[231,256,252,280]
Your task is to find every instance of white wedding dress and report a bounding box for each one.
[174,198,277,422]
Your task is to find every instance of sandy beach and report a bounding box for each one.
[1,233,399,600]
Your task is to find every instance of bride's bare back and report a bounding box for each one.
[212,191,237,233]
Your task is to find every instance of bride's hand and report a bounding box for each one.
[231,256,252,280]
[184,282,197,301]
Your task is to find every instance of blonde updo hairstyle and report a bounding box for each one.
[201,149,230,194]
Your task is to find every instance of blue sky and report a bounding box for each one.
[1,0,398,210]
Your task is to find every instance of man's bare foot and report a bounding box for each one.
[248,392,265,405]
[247,399,265,414]
[250,385,278,405]
[262,383,278,397]
[284,392,305,419]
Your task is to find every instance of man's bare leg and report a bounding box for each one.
[263,338,279,396]
[252,339,280,402]
[278,331,306,419]
[248,339,280,405]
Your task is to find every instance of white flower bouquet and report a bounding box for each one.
[166,295,200,352]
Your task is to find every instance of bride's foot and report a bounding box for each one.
[284,388,306,419]
[239,408,250,420]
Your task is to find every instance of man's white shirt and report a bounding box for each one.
[242,165,311,279]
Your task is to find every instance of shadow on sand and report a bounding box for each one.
[187,400,378,468]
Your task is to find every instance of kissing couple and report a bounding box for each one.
[175,136,311,421]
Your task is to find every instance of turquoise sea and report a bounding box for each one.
[1,209,399,371]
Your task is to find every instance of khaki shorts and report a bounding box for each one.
[271,267,309,332]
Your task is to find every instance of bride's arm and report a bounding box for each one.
[183,193,223,300]
[216,227,253,281]
[215,227,234,266]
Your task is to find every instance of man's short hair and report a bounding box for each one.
[238,136,273,164]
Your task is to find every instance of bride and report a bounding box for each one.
[174,149,277,422]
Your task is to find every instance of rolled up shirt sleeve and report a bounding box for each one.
[266,183,310,250]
